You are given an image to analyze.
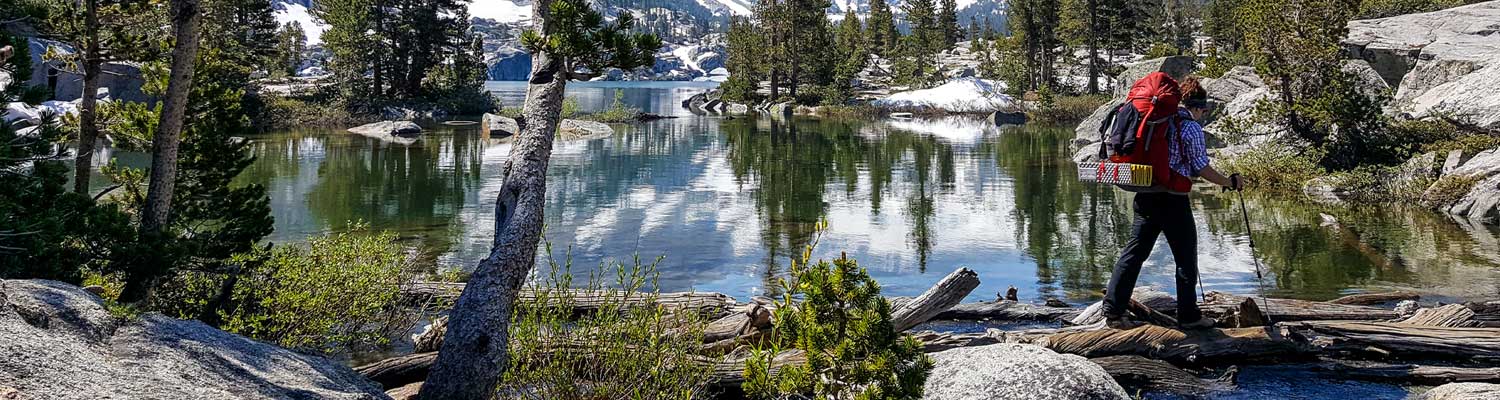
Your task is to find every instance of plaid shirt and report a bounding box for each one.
[1170,109,1211,178]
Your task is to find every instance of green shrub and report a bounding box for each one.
[502,244,711,399]
[744,228,932,399]
[257,95,360,130]
[1145,42,1183,59]
[1422,174,1481,208]
[1356,0,1465,19]
[1029,94,1110,125]
[213,226,424,353]
[583,89,642,123]
[1223,144,1326,193]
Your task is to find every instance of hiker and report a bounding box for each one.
[1101,76,1246,330]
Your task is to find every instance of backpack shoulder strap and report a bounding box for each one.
[1097,103,1123,159]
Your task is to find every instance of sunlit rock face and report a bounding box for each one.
[1343,1,1500,131]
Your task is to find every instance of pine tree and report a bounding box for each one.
[938,0,961,48]
[1008,0,1060,91]
[722,16,764,102]
[967,14,980,41]
[416,0,659,397]
[829,9,867,104]
[35,0,163,194]
[314,0,377,97]
[273,21,307,77]
[865,0,898,56]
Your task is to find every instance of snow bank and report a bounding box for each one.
[469,0,533,24]
[273,3,328,46]
[872,77,1017,112]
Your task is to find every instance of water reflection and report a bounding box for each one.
[220,83,1500,303]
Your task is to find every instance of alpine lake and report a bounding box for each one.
[92,81,1500,399]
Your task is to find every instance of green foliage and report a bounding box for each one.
[0,38,134,283]
[1144,42,1182,59]
[865,0,899,56]
[1356,0,1466,19]
[1197,47,1247,78]
[0,33,49,103]
[722,16,765,103]
[1029,94,1110,124]
[937,0,962,48]
[215,226,422,352]
[743,228,932,400]
[503,242,711,399]
[581,89,642,123]
[522,0,661,75]
[561,97,579,119]
[316,0,484,103]
[271,21,308,77]
[1421,174,1481,208]
[1008,0,1062,91]
[1222,144,1326,193]
[1238,0,1365,161]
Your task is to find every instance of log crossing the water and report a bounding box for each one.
[373,278,1500,396]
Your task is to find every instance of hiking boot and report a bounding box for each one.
[1179,317,1217,330]
[1105,315,1141,330]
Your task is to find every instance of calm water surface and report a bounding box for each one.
[227,80,1500,307]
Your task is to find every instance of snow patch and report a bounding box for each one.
[469,0,533,24]
[273,3,328,46]
[873,77,1017,112]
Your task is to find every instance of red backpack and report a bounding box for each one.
[1094,72,1194,194]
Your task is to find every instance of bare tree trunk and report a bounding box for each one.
[72,0,102,194]
[124,0,202,302]
[415,29,568,400]
[1085,0,1099,95]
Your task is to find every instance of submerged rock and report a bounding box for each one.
[558,119,613,140]
[1420,382,1500,400]
[350,121,422,136]
[989,110,1027,126]
[0,279,387,399]
[482,113,520,137]
[923,343,1130,400]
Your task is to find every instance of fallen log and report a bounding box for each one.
[1401,304,1480,328]
[1091,355,1235,397]
[929,300,1077,322]
[1317,360,1500,385]
[355,352,437,390]
[1286,321,1500,360]
[911,330,1001,353]
[1203,292,1399,322]
[1330,291,1420,306]
[890,268,980,331]
[1032,325,1308,366]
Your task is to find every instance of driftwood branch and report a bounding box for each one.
[1203,292,1398,322]
[1286,321,1500,360]
[890,268,980,331]
[1330,291,1420,305]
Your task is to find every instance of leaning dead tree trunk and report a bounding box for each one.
[416,29,570,400]
[891,268,980,331]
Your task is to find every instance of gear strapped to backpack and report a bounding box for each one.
[1076,72,1194,194]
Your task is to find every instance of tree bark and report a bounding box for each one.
[1329,291,1420,306]
[415,13,568,397]
[890,267,979,331]
[1091,355,1235,396]
[72,0,102,194]
[123,0,202,303]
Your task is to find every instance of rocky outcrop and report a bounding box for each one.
[1420,383,1500,400]
[0,279,388,399]
[558,119,613,140]
[1432,147,1500,224]
[923,343,1130,400]
[1343,1,1500,132]
[481,113,519,137]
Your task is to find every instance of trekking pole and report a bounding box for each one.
[1236,188,1274,325]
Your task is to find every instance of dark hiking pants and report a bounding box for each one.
[1103,192,1203,322]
